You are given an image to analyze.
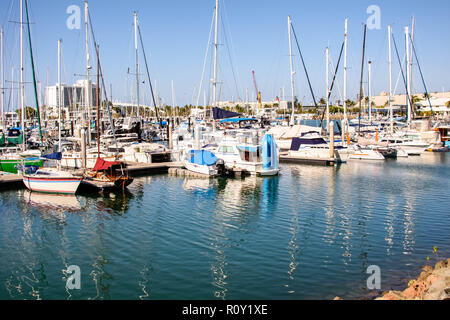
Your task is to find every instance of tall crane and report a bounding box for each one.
[252,70,262,110]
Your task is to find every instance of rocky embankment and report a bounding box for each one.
[333,258,450,300]
[376,259,450,300]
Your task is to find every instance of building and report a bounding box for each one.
[44,80,100,120]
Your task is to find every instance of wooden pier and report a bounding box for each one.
[0,173,24,189]
[125,161,184,176]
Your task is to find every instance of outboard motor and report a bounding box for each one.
[215,159,226,176]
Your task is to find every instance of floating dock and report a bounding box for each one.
[279,155,339,166]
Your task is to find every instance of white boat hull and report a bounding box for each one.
[23,176,82,194]
[183,161,217,176]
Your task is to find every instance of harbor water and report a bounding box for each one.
[0,153,449,300]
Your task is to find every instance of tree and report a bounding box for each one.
[16,107,37,119]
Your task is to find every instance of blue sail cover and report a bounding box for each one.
[42,152,62,160]
[262,134,278,170]
[189,150,217,166]
[212,107,242,120]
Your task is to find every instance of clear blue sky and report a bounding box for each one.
[1,0,449,110]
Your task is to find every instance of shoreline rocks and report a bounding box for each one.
[376,258,450,300]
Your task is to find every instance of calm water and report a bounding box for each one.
[0,154,449,300]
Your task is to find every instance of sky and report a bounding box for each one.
[1,0,449,111]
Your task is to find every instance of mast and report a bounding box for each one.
[405,26,411,127]
[84,1,91,145]
[343,18,348,139]
[288,15,295,126]
[368,60,372,123]
[410,17,415,98]
[20,0,26,151]
[96,44,100,157]
[1,27,4,132]
[58,39,62,152]
[388,25,393,134]
[171,80,175,117]
[134,11,140,118]
[212,0,219,129]
[326,47,330,132]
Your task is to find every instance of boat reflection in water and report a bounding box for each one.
[24,190,82,213]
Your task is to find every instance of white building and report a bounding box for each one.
[44,80,100,119]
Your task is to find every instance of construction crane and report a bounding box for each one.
[252,70,262,110]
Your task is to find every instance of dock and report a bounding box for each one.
[279,155,339,166]
[0,173,24,189]
[125,161,184,176]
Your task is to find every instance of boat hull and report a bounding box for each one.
[23,176,82,194]
[184,161,217,176]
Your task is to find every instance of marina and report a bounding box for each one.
[0,0,449,303]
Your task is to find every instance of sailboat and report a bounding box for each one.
[81,40,133,191]
[0,0,43,174]
[22,166,82,194]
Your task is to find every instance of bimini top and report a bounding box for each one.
[218,118,258,124]
[188,150,217,166]
[290,137,327,151]
[92,158,122,171]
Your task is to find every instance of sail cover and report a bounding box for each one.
[42,152,62,160]
[212,107,242,120]
[92,158,122,171]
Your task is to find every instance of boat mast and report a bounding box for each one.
[405,26,411,127]
[288,15,295,126]
[20,0,26,151]
[343,18,348,141]
[1,26,4,132]
[410,17,415,99]
[212,0,219,128]
[368,60,372,123]
[84,1,91,146]
[326,47,330,132]
[388,25,393,134]
[134,11,140,118]
[96,44,100,157]
[58,39,62,152]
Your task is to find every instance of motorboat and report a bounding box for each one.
[183,149,223,176]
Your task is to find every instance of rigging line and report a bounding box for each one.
[320,41,344,127]
[392,33,415,119]
[24,0,42,142]
[290,22,318,110]
[393,54,405,96]
[220,0,241,101]
[87,11,118,146]
[196,7,215,107]
[409,33,435,120]
[137,24,160,124]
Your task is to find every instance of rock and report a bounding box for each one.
[435,261,447,270]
